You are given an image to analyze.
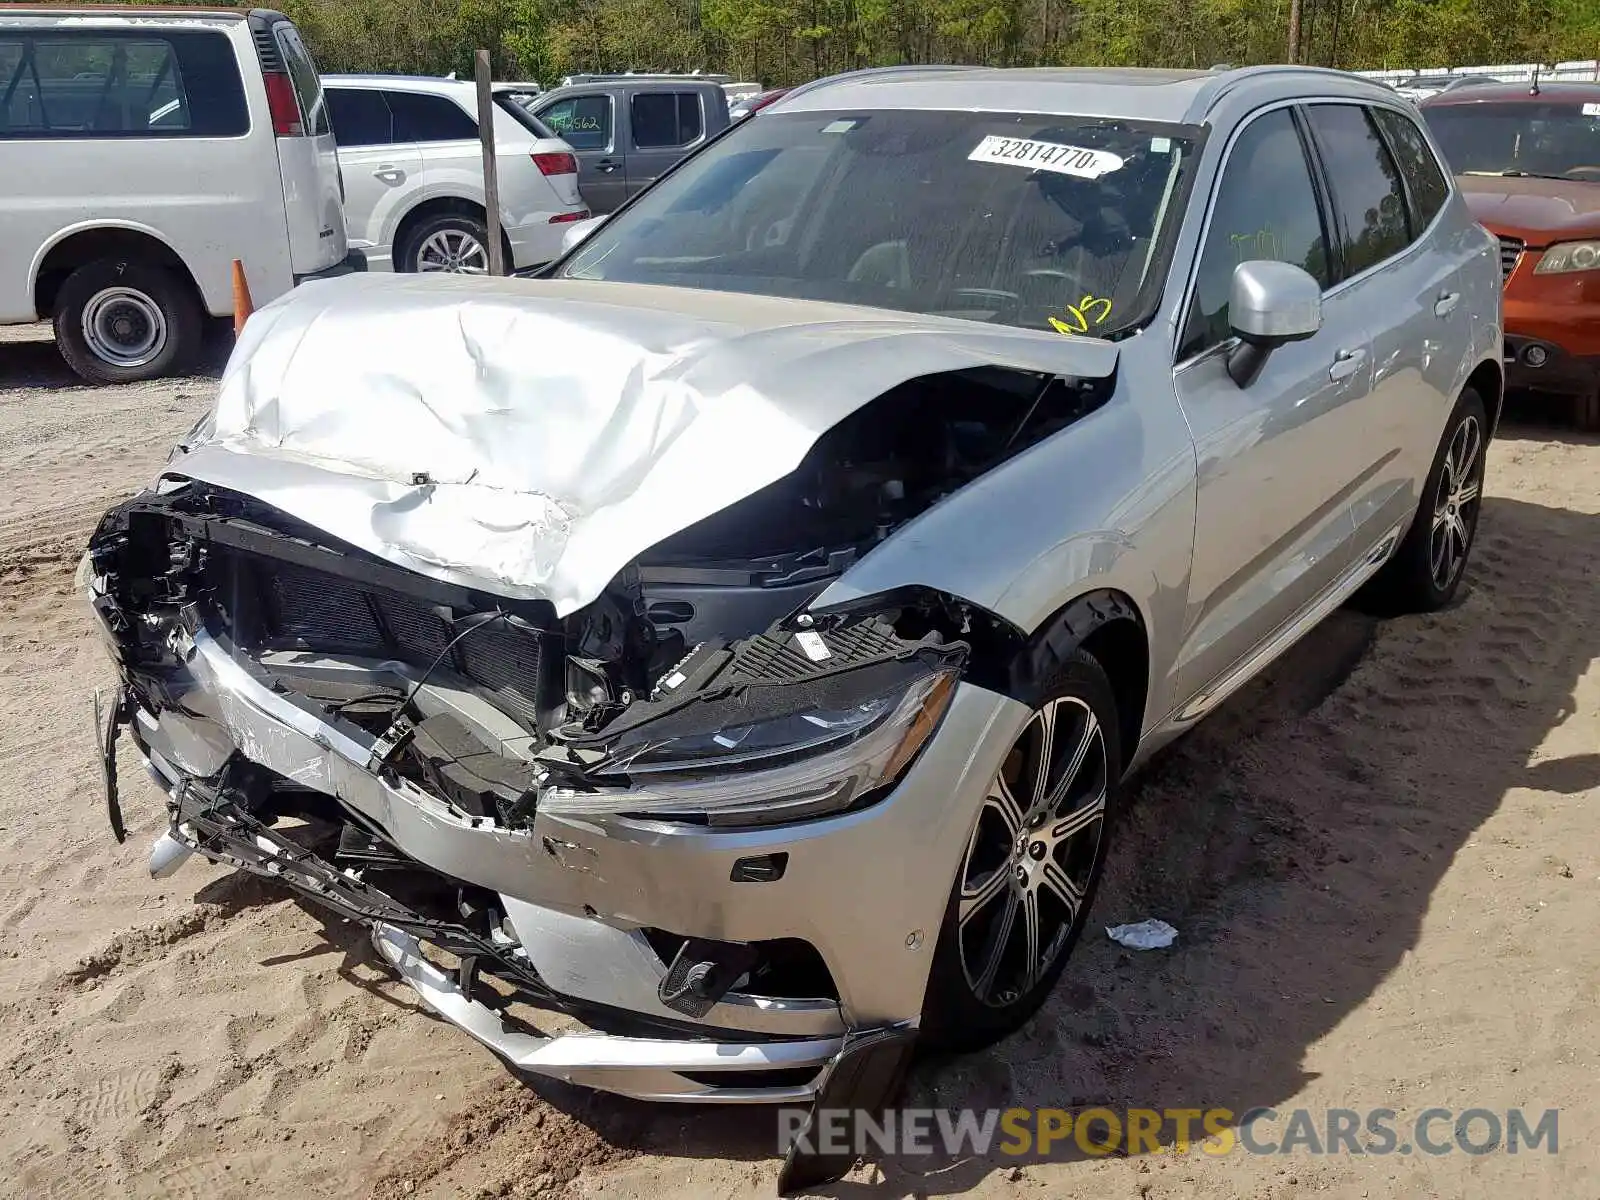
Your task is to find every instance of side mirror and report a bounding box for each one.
[561,214,606,255]
[1226,260,1323,387]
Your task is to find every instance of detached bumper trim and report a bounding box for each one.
[137,743,845,1103]
[370,923,841,1102]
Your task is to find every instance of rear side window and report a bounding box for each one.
[1181,108,1331,359]
[385,90,477,143]
[0,30,248,138]
[1371,106,1450,231]
[273,24,328,136]
[494,94,556,140]
[327,87,393,147]
[538,94,612,150]
[631,91,703,149]
[1305,103,1412,277]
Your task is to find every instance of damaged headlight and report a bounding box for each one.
[540,664,959,827]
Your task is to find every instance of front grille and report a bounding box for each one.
[239,556,554,731]
[1499,235,1524,283]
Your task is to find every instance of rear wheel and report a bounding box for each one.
[52,259,201,384]
[400,213,491,274]
[1359,388,1488,613]
[921,650,1120,1052]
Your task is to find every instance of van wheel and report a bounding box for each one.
[920,650,1121,1053]
[53,260,201,384]
[400,213,491,274]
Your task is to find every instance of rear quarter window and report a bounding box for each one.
[0,29,248,138]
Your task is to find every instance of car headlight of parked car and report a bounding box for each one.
[1534,240,1600,274]
[540,659,960,827]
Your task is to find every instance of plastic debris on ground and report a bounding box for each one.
[1106,919,1178,950]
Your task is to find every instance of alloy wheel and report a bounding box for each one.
[1429,414,1483,591]
[958,696,1108,1008]
[417,228,489,274]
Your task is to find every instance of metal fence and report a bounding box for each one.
[1355,60,1600,85]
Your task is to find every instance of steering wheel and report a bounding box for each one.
[1563,166,1600,182]
[1022,266,1092,304]
[946,287,1021,321]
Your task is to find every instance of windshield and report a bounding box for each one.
[559,109,1199,337]
[1423,101,1600,181]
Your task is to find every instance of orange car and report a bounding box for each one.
[1420,81,1600,426]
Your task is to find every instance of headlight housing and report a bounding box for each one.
[540,662,960,827]
[1534,240,1600,275]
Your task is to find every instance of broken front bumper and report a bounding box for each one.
[113,623,1028,1103]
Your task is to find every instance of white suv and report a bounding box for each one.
[324,76,588,273]
[0,7,360,383]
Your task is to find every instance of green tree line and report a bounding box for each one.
[91,0,1600,86]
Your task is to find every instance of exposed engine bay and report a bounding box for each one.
[91,365,1104,834]
[82,355,1106,1113]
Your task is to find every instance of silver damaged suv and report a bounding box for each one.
[85,64,1502,1159]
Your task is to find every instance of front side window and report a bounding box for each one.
[562,109,1198,338]
[385,91,478,143]
[326,87,392,147]
[1181,108,1330,358]
[539,94,612,151]
[1422,99,1600,182]
[1372,106,1450,230]
[0,31,246,138]
[632,91,702,149]
[1306,103,1412,276]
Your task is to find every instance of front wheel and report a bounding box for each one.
[920,649,1121,1053]
[1359,388,1489,614]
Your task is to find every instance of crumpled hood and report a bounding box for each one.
[176,272,1117,615]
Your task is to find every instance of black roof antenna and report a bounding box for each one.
[1529,65,1541,96]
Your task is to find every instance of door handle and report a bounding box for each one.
[595,159,620,173]
[1328,347,1368,382]
[373,167,405,184]
[1433,290,1460,317]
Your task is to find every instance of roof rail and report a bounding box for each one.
[1189,62,1386,118]
[780,63,985,105]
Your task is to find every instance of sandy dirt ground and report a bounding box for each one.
[1,321,1596,1200]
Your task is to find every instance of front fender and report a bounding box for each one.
[809,382,1197,726]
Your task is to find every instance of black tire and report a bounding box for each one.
[1357,388,1489,614]
[398,212,492,274]
[920,648,1122,1053]
[1576,388,1600,433]
[52,259,201,385]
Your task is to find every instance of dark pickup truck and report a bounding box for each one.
[528,78,730,213]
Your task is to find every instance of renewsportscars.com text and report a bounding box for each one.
[779,1106,1559,1159]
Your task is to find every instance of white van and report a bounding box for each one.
[0,7,362,383]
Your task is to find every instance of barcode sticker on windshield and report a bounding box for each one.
[968,135,1124,178]
[1584,103,1600,117]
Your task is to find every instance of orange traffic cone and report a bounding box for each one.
[231,259,255,336]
